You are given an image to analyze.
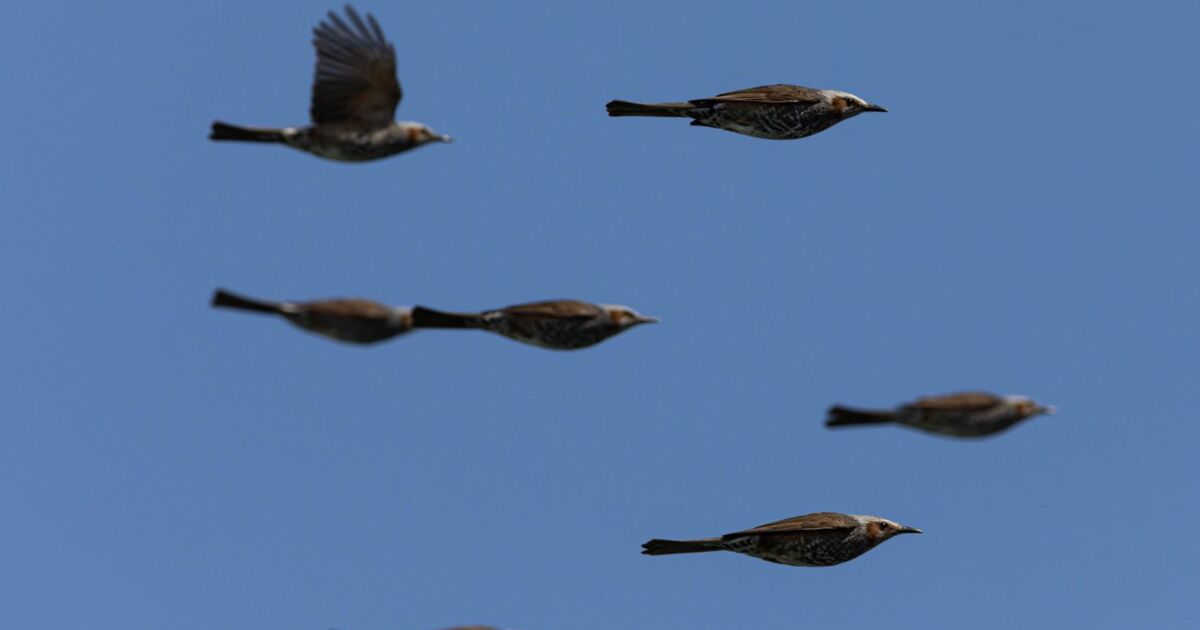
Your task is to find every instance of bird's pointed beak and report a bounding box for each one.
[439,134,454,143]
[637,315,660,324]
[1039,405,1057,416]
[864,103,888,113]
[897,526,922,535]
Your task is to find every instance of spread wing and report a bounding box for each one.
[724,512,858,539]
[906,392,1004,412]
[310,6,402,127]
[696,84,825,105]
[500,300,603,320]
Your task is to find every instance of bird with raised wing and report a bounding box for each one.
[643,512,920,567]
[210,5,450,161]
[412,299,657,350]
[211,288,413,344]
[607,84,885,140]
[826,391,1055,437]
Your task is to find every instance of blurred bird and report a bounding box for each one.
[643,512,920,567]
[211,288,412,344]
[607,84,885,140]
[210,5,450,161]
[411,299,657,350]
[826,391,1055,437]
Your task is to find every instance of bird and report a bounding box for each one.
[643,512,920,567]
[209,5,450,161]
[210,288,413,344]
[826,391,1056,437]
[411,299,658,350]
[606,84,886,140]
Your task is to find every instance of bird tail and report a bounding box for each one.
[606,100,693,117]
[411,306,485,329]
[641,538,725,555]
[209,121,287,143]
[211,289,282,314]
[825,406,897,428]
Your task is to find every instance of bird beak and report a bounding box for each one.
[1039,405,1057,415]
[897,526,922,535]
[636,315,660,324]
[439,134,454,143]
[863,103,888,113]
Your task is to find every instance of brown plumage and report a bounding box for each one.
[608,83,885,140]
[210,5,449,161]
[412,299,657,350]
[644,512,920,567]
[826,391,1056,437]
[211,288,413,344]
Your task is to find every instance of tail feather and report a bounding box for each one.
[211,289,282,315]
[411,306,484,329]
[641,538,724,556]
[825,406,897,428]
[606,100,693,117]
[210,121,287,143]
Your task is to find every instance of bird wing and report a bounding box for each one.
[696,84,825,105]
[724,512,859,538]
[303,298,395,319]
[906,392,1004,412]
[499,300,604,320]
[310,6,402,127]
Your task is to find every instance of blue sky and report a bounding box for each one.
[2,1,1198,629]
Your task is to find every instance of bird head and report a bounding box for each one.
[859,515,922,544]
[602,305,659,328]
[826,90,888,117]
[1005,395,1056,419]
[411,124,453,145]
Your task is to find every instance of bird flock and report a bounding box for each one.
[209,5,1056,628]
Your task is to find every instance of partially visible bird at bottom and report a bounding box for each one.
[826,391,1056,437]
[607,83,886,140]
[210,5,450,161]
[411,299,658,350]
[643,512,921,567]
[210,288,412,344]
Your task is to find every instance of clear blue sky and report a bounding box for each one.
[2,1,1198,629]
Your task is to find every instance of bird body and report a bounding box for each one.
[412,299,658,350]
[643,512,920,567]
[210,6,449,161]
[826,392,1055,437]
[607,84,886,140]
[211,289,412,344]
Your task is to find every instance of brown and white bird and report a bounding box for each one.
[826,392,1056,437]
[607,84,885,140]
[643,512,920,567]
[210,5,450,161]
[411,299,658,350]
[211,288,413,344]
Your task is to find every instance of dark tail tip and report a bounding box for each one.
[825,406,895,428]
[605,99,688,118]
[209,121,285,143]
[211,288,281,314]
[641,538,722,556]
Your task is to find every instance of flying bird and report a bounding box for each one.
[210,5,450,161]
[643,512,920,567]
[607,84,885,140]
[411,299,658,350]
[826,391,1055,437]
[211,288,413,344]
